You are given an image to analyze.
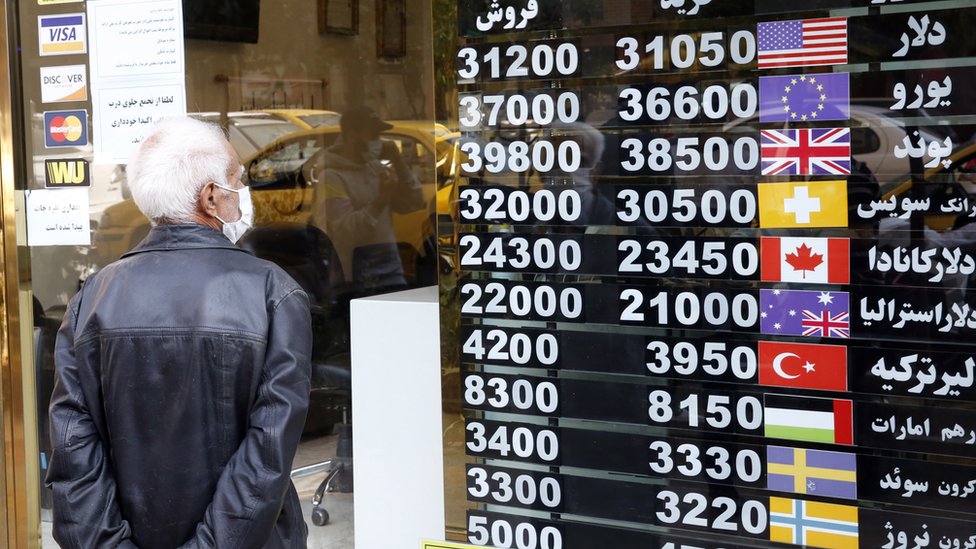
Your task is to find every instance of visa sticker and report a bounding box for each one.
[38,14,87,56]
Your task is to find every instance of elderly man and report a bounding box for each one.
[46,117,312,548]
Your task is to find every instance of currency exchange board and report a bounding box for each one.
[442,1,976,548]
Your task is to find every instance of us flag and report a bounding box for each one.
[758,17,848,69]
[761,128,851,176]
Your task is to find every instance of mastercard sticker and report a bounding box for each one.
[44,109,88,148]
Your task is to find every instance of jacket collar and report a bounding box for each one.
[121,223,250,258]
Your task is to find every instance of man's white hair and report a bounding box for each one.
[127,117,234,224]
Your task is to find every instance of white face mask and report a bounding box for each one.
[214,183,254,244]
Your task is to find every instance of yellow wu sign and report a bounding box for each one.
[44,158,89,187]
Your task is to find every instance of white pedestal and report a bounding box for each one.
[351,286,444,549]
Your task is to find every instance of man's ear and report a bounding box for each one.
[197,181,220,217]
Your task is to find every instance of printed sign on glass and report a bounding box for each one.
[761,128,851,176]
[758,181,848,228]
[44,159,89,187]
[43,110,88,148]
[757,17,848,69]
[759,73,850,122]
[769,497,859,548]
[761,237,850,284]
[40,64,88,103]
[760,289,851,339]
[763,394,854,445]
[38,14,87,56]
[758,340,848,391]
[766,446,857,499]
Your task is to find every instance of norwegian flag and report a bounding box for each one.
[801,309,850,338]
[761,128,851,176]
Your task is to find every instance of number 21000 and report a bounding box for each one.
[620,289,758,328]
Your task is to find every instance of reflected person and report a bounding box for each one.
[46,117,312,549]
[312,106,425,294]
[545,121,617,227]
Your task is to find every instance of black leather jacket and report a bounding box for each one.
[47,224,312,548]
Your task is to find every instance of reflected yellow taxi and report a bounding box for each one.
[257,108,342,129]
[244,121,459,279]
[91,120,460,284]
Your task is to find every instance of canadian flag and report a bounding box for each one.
[761,237,849,284]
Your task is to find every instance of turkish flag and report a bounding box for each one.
[758,341,848,391]
[761,236,849,284]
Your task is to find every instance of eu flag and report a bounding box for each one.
[759,73,850,123]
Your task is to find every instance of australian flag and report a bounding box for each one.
[760,289,850,339]
[761,128,851,176]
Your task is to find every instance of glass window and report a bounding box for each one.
[12,0,438,545]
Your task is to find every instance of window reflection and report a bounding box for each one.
[20,0,440,544]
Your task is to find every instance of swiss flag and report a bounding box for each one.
[761,236,849,284]
[758,341,848,392]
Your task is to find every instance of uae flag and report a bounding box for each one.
[758,341,848,391]
[764,394,853,445]
[762,237,849,284]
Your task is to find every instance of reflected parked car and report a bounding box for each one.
[191,111,306,158]
[90,119,458,296]
[245,121,458,255]
[91,120,457,271]
[259,108,342,129]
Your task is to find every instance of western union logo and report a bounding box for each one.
[45,158,89,187]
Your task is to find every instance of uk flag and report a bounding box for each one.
[761,128,851,176]
[801,310,850,338]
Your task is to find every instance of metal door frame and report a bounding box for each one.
[0,0,33,546]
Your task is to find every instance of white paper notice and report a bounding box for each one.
[87,0,185,164]
[87,0,183,79]
[93,83,185,162]
[26,188,92,246]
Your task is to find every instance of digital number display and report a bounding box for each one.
[449,1,976,546]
